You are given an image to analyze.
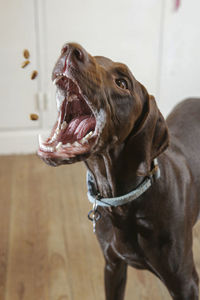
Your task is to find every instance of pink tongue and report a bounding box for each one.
[61,115,96,144]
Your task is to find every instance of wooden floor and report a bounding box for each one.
[0,154,199,300]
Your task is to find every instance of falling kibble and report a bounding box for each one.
[30,113,39,121]
[23,49,30,59]
[31,70,38,80]
[21,50,39,121]
[21,60,30,68]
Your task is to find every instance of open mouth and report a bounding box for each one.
[38,74,98,162]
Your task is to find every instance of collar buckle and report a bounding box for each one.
[148,172,154,185]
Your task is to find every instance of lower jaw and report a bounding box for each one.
[37,148,91,166]
[37,134,98,165]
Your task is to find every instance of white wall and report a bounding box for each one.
[0,0,200,154]
[160,0,200,116]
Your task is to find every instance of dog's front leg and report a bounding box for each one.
[104,259,127,300]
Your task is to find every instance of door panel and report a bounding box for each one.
[0,0,40,130]
[160,0,200,116]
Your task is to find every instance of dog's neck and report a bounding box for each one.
[85,143,145,198]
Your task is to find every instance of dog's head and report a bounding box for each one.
[38,43,169,173]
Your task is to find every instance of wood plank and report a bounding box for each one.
[0,156,15,300]
[0,154,199,299]
[4,155,49,300]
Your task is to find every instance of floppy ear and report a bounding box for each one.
[126,84,169,176]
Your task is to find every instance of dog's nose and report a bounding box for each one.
[62,43,85,65]
[52,43,89,81]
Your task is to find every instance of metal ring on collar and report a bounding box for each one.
[88,209,101,221]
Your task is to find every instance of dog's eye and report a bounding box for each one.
[115,78,128,90]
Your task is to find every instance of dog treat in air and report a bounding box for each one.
[31,70,38,80]
[23,49,30,59]
[30,113,39,121]
[21,60,30,68]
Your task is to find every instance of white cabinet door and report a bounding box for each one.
[159,0,200,116]
[0,0,40,130]
[42,0,163,129]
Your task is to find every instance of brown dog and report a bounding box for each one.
[38,43,200,299]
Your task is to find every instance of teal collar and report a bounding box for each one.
[87,158,160,207]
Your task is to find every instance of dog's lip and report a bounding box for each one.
[52,71,71,83]
[52,71,77,87]
[53,74,64,85]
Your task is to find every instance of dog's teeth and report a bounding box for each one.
[56,142,62,150]
[62,143,71,148]
[56,128,61,134]
[38,134,45,147]
[68,94,78,102]
[47,146,55,152]
[80,137,87,144]
[61,121,67,130]
[51,132,58,141]
[51,133,57,142]
[84,131,93,140]
[73,141,80,147]
[56,89,66,110]
[40,144,55,152]
[50,128,61,142]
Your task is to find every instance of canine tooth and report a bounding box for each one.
[38,134,50,146]
[51,131,58,142]
[61,121,67,130]
[51,136,56,142]
[56,128,61,134]
[38,134,43,147]
[56,142,62,150]
[84,131,93,140]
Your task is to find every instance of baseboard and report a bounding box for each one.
[0,130,50,155]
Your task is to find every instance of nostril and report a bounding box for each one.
[61,45,68,55]
[73,48,84,62]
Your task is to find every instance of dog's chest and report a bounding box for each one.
[97,211,154,269]
[112,234,146,268]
